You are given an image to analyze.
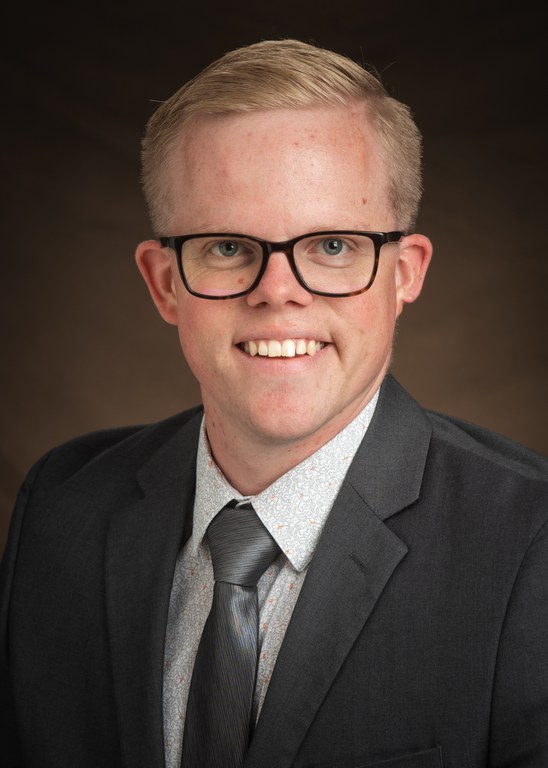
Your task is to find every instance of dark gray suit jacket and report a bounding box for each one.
[1,376,547,767]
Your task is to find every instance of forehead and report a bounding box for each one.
[165,105,391,233]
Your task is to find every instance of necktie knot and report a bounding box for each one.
[207,503,280,587]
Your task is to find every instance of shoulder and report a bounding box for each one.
[376,375,547,537]
[2,406,204,582]
[419,408,548,545]
[374,375,547,490]
[22,404,204,490]
[425,409,547,482]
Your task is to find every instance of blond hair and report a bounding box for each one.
[142,39,422,234]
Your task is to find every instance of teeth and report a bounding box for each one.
[281,340,296,357]
[242,339,325,358]
[268,340,282,357]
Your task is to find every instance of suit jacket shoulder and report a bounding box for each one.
[418,405,548,551]
[425,407,547,480]
[27,404,204,489]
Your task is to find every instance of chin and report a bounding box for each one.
[243,407,337,447]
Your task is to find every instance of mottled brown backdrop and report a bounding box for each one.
[2,2,546,552]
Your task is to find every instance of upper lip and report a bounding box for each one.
[235,330,330,344]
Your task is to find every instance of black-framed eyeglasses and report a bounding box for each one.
[159,230,404,300]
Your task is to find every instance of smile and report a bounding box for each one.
[240,339,326,357]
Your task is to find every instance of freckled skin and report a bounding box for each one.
[137,104,431,492]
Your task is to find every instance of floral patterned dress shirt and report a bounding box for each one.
[163,390,379,766]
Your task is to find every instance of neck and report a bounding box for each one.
[203,392,378,496]
[206,430,320,496]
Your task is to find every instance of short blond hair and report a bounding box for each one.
[142,39,423,234]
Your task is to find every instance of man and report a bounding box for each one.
[1,39,547,768]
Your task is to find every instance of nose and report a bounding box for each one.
[246,250,313,308]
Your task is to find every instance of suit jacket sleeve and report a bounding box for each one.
[0,452,53,767]
[490,514,548,765]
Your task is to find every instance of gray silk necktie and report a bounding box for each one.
[181,502,281,768]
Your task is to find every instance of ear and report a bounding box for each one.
[135,240,179,325]
[394,233,433,316]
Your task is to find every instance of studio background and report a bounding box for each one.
[2,2,546,553]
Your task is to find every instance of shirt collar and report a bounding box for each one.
[190,390,379,571]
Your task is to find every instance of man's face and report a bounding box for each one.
[137,104,431,456]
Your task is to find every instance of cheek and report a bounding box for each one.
[174,297,233,378]
[174,299,210,369]
[334,288,398,376]
[342,285,397,344]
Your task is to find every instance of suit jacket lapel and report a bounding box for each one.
[245,376,432,768]
[105,411,202,768]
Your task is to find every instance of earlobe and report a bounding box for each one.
[135,240,180,325]
[395,234,433,314]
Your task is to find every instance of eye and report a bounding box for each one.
[320,238,348,256]
[215,240,241,257]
